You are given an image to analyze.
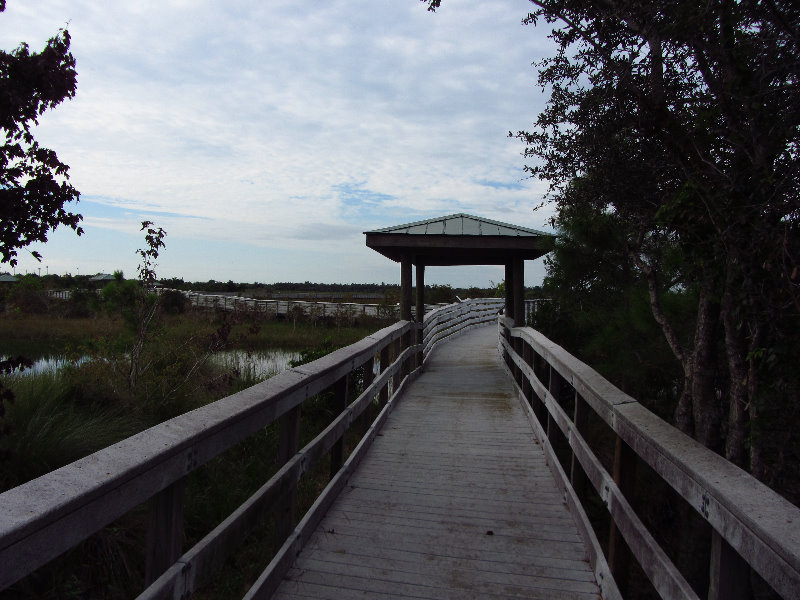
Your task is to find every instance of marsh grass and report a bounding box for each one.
[0,308,391,598]
[0,371,144,492]
[0,314,124,358]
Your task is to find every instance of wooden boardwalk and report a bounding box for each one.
[273,325,600,599]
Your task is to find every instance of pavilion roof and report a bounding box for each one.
[364,213,554,266]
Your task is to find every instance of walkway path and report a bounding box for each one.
[273,325,600,599]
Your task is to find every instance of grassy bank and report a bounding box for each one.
[0,314,125,357]
[0,310,384,357]
[0,307,392,598]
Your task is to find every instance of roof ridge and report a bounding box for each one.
[364,213,548,236]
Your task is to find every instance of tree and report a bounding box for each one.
[0,0,82,267]
[425,0,799,481]
[130,221,166,390]
[516,0,799,480]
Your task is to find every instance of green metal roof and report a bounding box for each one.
[364,213,548,237]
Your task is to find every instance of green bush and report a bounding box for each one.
[159,289,189,314]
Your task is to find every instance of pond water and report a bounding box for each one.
[0,355,92,376]
[210,349,300,380]
[2,349,299,381]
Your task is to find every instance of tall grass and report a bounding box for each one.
[0,314,124,358]
[0,371,143,492]
[0,309,392,598]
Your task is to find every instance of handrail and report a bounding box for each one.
[0,298,499,598]
[422,297,503,360]
[180,289,451,319]
[499,320,800,600]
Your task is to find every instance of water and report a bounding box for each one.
[0,355,91,376]
[2,349,299,380]
[211,349,300,381]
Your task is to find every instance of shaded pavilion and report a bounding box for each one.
[365,213,554,325]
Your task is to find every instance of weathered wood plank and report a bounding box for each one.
[507,324,800,599]
[276,573,600,600]
[294,544,598,583]
[0,321,415,592]
[272,326,600,599]
[286,556,600,594]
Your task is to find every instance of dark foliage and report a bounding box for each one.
[514,0,800,486]
[0,1,82,267]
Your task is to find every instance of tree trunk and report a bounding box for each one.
[632,251,721,446]
[675,373,694,436]
[722,282,748,468]
[689,279,721,452]
[747,326,765,481]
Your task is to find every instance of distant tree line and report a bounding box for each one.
[2,273,529,313]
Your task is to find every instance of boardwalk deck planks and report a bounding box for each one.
[272,327,600,599]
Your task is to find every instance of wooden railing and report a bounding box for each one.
[499,318,800,600]
[0,298,499,599]
[182,290,450,320]
[423,297,504,361]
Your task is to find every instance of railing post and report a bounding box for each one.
[570,392,589,500]
[275,405,300,547]
[380,344,391,407]
[522,341,533,405]
[402,325,413,380]
[708,529,750,600]
[546,366,561,441]
[391,336,402,396]
[144,477,185,586]
[360,356,375,435]
[502,319,513,372]
[608,435,636,596]
[330,375,349,479]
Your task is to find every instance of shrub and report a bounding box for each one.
[159,289,188,314]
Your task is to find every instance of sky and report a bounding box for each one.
[2,0,558,288]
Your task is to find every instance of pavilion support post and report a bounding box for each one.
[504,262,514,322]
[512,258,525,384]
[399,256,413,380]
[512,257,525,327]
[415,263,425,368]
[400,256,412,322]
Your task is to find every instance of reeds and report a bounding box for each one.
[0,309,391,598]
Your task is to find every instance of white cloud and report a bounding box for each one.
[3,0,557,286]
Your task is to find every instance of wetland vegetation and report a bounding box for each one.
[0,282,395,598]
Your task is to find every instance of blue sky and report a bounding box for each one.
[3,0,556,287]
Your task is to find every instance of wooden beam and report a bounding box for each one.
[504,262,514,320]
[608,436,636,596]
[360,356,375,436]
[275,405,301,546]
[571,393,589,500]
[400,256,412,321]
[144,478,185,586]
[415,264,425,368]
[513,257,524,326]
[330,375,349,479]
[709,529,750,600]
[509,325,800,600]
